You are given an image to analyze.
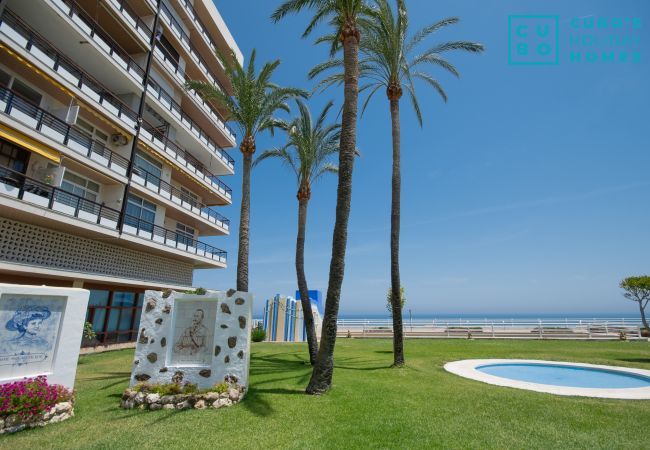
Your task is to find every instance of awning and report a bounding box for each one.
[0,124,61,164]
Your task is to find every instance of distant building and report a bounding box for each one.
[263,293,323,342]
[0,0,241,345]
[295,289,323,314]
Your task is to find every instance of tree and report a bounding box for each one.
[310,0,484,366]
[385,286,405,317]
[186,50,307,292]
[272,0,373,394]
[255,99,341,364]
[620,276,650,330]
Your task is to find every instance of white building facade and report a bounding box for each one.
[0,0,241,345]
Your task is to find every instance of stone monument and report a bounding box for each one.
[129,289,253,390]
[0,283,89,390]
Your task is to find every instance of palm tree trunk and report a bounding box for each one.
[306,30,360,395]
[296,195,318,364]
[236,151,252,292]
[389,97,404,367]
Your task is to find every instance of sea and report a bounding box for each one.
[338,312,639,321]
[253,312,641,322]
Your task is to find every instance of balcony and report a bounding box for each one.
[175,0,220,58]
[44,0,146,85]
[152,42,236,144]
[158,1,224,92]
[0,163,227,266]
[0,164,120,229]
[104,0,152,46]
[139,120,233,196]
[146,75,235,169]
[130,166,230,232]
[0,10,139,132]
[0,86,129,178]
[122,214,227,265]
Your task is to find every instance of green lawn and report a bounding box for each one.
[3,339,650,449]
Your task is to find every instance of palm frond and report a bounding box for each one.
[259,98,340,189]
[405,17,460,53]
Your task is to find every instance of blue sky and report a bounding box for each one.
[194,0,650,317]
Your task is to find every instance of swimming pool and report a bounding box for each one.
[444,359,650,399]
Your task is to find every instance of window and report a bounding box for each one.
[84,290,144,345]
[76,118,108,143]
[0,139,30,173]
[126,193,156,232]
[59,171,100,212]
[61,171,100,202]
[158,34,180,69]
[134,151,163,187]
[176,222,195,246]
[180,186,199,207]
[12,79,42,106]
[0,67,11,87]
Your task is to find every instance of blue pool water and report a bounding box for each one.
[477,363,650,389]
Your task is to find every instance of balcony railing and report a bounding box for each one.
[122,214,226,263]
[0,164,227,264]
[176,0,220,57]
[47,0,145,83]
[159,1,226,93]
[131,166,230,230]
[152,41,236,141]
[147,76,235,164]
[0,10,139,131]
[0,86,129,177]
[139,119,234,191]
[106,0,152,43]
[0,164,121,229]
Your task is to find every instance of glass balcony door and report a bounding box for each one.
[125,193,156,232]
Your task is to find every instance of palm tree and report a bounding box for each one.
[254,99,341,365]
[186,49,307,292]
[310,0,484,366]
[272,0,373,394]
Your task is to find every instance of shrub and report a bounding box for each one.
[183,383,198,394]
[183,287,207,295]
[0,376,73,421]
[134,382,152,393]
[251,325,266,342]
[83,321,97,340]
[150,383,183,396]
[209,382,229,394]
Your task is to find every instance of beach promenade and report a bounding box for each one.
[334,318,646,340]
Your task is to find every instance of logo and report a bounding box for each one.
[508,15,642,65]
[569,17,641,63]
[508,15,559,65]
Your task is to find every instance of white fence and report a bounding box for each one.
[334,318,646,340]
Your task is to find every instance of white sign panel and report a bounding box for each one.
[0,284,89,390]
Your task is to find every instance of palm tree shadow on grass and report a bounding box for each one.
[98,378,131,391]
[78,372,131,382]
[240,386,307,417]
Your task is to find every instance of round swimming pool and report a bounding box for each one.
[444,359,650,399]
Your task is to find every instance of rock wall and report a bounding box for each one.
[0,401,73,434]
[129,289,253,389]
[120,383,245,411]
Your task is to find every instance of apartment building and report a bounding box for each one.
[0,0,241,344]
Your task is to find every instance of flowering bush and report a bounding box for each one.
[0,376,74,421]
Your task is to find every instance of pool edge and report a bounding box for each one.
[444,359,650,400]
